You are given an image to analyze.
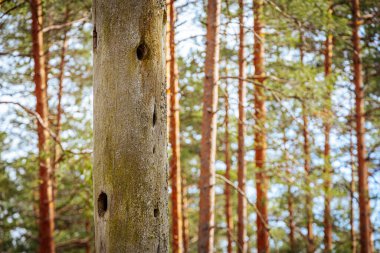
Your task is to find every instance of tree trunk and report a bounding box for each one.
[253,1,268,252]
[299,31,314,253]
[282,128,295,251]
[198,0,221,251]
[350,119,357,253]
[30,0,56,252]
[168,0,183,251]
[302,102,314,253]
[181,177,190,253]
[166,0,171,140]
[92,1,168,252]
[323,29,333,253]
[237,0,247,252]
[351,0,373,252]
[223,85,233,253]
[52,25,69,201]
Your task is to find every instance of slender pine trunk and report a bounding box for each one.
[30,0,55,252]
[282,128,295,251]
[181,176,190,253]
[198,0,221,251]
[237,0,247,252]
[299,31,314,253]
[349,117,357,253]
[223,84,233,253]
[351,1,373,251]
[253,1,268,252]
[168,1,183,251]
[323,25,333,252]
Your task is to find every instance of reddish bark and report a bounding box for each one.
[253,0,269,252]
[223,86,233,253]
[302,103,314,253]
[350,121,357,253]
[299,32,314,253]
[282,129,295,251]
[166,0,171,138]
[181,177,190,253]
[52,26,68,201]
[198,0,221,251]
[168,0,183,251]
[323,31,333,253]
[351,1,373,251]
[30,0,55,252]
[237,0,247,252]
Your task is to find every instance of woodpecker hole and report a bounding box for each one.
[98,192,107,217]
[136,42,148,60]
[153,104,157,126]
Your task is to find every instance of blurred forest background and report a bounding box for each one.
[0,0,379,252]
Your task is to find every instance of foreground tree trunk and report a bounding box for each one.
[223,85,233,253]
[168,1,183,252]
[93,1,168,252]
[351,1,373,252]
[253,1,269,252]
[323,29,333,253]
[237,0,247,252]
[198,0,221,252]
[30,0,55,252]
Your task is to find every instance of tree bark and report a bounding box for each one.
[323,28,333,253]
[302,102,314,253]
[181,177,190,253]
[223,85,233,253]
[168,0,183,251]
[92,1,169,252]
[30,0,56,252]
[198,0,221,252]
[282,128,295,251]
[253,1,268,252]
[52,25,69,201]
[349,119,357,253]
[237,0,247,252]
[299,31,314,253]
[351,0,373,252]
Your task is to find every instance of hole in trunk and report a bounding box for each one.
[154,208,159,217]
[153,104,157,126]
[98,192,107,217]
[136,42,148,60]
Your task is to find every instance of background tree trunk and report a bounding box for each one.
[223,85,233,253]
[92,1,168,252]
[323,30,333,253]
[282,127,295,251]
[30,0,56,252]
[349,118,357,253]
[168,0,183,251]
[351,0,373,252]
[299,31,314,253]
[198,0,221,252]
[181,177,190,253]
[302,102,314,253]
[253,0,269,252]
[237,0,247,252]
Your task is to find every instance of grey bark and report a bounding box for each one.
[93,1,169,252]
